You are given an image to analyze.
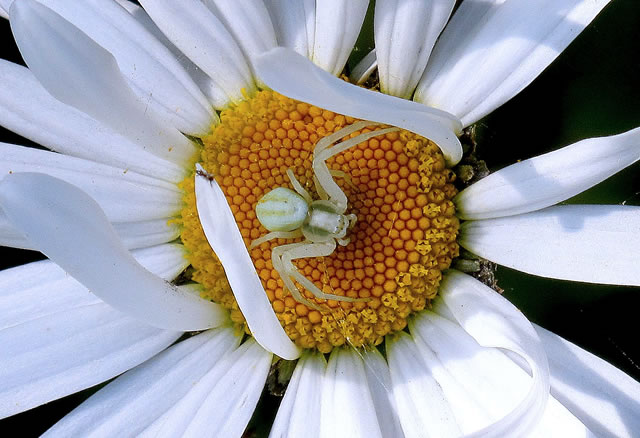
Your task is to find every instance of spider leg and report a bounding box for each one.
[249,229,303,249]
[313,175,329,200]
[311,122,375,202]
[334,214,358,247]
[271,242,323,310]
[329,169,359,192]
[286,168,312,203]
[313,169,359,202]
[281,241,370,304]
[314,120,375,157]
[313,126,399,213]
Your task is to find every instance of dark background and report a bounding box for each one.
[1,0,639,435]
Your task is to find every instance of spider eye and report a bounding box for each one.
[256,187,309,232]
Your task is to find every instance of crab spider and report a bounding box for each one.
[251,121,400,311]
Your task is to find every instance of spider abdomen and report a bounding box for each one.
[256,187,309,232]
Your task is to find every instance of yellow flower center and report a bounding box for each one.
[178,89,459,353]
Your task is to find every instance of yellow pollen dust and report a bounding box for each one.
[178,89,459,353]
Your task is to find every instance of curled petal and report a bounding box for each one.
[534,324,640,438]
[255,48,463,166]
[0,142,182,222]
[0,244,187,418]
[19,0,214,134]
[403,309,593,436]
[0,214,180,252]
[387,332,464,436]
[10,0,197,166]
[0,60,185,182]
[0,172,225,331]
[435,270,550,436]
[195,165,301,360]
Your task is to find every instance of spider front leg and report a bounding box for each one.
[275,240,370,308]
[313,170,358,201]
[313,120,375,157]
[313,124,399,213]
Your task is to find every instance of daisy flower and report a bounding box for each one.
[0,0,638,436]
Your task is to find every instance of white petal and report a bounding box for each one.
[141,338,271,438]
[110,0,223,111]
[415,0,612,126]
[0,303,180,420]
[0,243,186,334]
[203,0,277,80]
[529,403,596,438]
[0,0,11,12]
[195,166,301,360]
[460,205,640,286]
[29,0,214,135]
[533,324,640,438]
[44,328,240,437]
[435,270,550,436]
[375,0,455,99]
[111,219,181,250]
[113,0,137,13]
[0,5,8,19]
[255,48,463,166]
[0,60,185,183]
[138,0,256,108]
[456,127,640,220]
[0,244,187,418]
[320,348,383,438]
[0,211,30,250]
[264,0,315,58]
[387,332,464,437]
[312,0,369,75]
[0,172,226,331]
[361,348,407,438]
[270,352,325,438]
[0,214,180,252]
[127,243,191,282]
[0,261,100,330]
[10,0,198,166]
[408,310,593,437]
[0,143,182,222]
[349,48,378,85]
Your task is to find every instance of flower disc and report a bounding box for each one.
[179,90,459,352]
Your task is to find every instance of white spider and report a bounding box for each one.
[251,121,400,311]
